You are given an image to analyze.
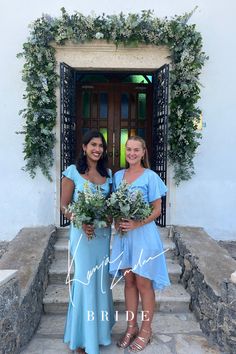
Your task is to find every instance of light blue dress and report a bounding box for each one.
[63,165,114,354]
[109,169,170,290]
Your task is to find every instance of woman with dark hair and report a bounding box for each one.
[76,130,110,178]
[61,130,114,354]
[110,136,170,353]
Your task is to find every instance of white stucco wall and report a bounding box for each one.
[0,0,236,241]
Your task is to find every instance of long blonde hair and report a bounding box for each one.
[126,136,150,168]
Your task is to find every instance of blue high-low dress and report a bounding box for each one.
[63,165,114,354]
[109,169,170,290]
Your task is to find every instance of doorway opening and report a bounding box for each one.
[76,72,152,172]
[60,65,169,226]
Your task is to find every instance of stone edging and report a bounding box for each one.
[173,226,236,354]
[0,241,9,259]
[0,225,57,354]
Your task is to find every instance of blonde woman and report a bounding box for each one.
[110,136,170,353]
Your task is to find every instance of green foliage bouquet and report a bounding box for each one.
[106,180,152,235]
[68,181,108,236]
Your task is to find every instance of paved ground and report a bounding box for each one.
[20,313,223,354]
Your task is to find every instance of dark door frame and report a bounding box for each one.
[60,64,169,227]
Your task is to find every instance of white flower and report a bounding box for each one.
[95,32,104,39]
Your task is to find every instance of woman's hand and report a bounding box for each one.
[119,219,141,232]
[64,210,73,221]
[114,219,121,231]
[82,224,94,239]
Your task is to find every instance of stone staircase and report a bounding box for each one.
[21,227,222,354]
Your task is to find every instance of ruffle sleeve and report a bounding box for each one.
[112,170,124,192]
[62,164,77,183]
[148,170,168,202]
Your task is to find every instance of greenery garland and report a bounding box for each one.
[17,7,208,184]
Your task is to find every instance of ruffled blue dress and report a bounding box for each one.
[62,165,114,354]
[109,168,170,290]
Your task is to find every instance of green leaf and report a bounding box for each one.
[17,8,207,183]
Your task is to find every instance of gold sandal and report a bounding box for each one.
[74,348,86,354]
[128,328,152,352]
[117,323,139,349]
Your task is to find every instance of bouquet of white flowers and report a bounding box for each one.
[106,180,153,235]
[67,181,108,237]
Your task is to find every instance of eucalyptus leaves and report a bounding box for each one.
[18,7,208,184]
[106,180,153,221]
[68,181,108,236]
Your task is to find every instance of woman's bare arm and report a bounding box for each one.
[60,177,74,219]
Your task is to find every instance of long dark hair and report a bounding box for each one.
[76,130,109,177]
[126,135,150,168]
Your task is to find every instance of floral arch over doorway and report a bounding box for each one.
[18,7,208,184]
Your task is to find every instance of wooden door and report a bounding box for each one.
[61,69,169,227]
[76,82,152,172]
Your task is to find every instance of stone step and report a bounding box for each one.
[43,283,190,315]
[56,226,171,239]
[54,234,176,260]
[56,227,70,239]
[35,312,202,339]
[48,258,181,285]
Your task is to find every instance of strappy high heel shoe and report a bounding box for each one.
[117,323,139,349]
[74,348,86,354]
[128,328,152,352]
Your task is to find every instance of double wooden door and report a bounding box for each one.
[60,64,169,227]
[75,82,152,172]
